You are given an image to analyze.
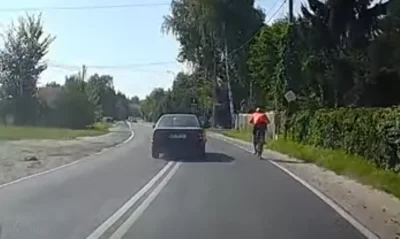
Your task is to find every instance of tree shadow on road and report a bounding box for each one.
[161,152,235,163]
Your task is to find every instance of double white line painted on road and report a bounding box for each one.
[86,161,181,239]
[109,162,181,238]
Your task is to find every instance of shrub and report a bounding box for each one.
[287,107,400,170]
[88,122,109,131]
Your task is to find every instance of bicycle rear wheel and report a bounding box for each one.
[257,142,263,158]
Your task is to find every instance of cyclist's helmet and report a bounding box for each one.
[255,107,262,112]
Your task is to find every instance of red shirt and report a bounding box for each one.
[249,112,270,125]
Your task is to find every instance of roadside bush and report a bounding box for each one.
[52,88,96,129]
[87,122,109,131]
[287,107,400,170]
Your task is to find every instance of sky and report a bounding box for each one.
[0,0,300,99]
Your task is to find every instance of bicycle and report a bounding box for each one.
[254,130,265,159]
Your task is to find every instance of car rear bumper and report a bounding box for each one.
[152,141,205,156]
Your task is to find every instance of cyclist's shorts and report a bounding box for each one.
[252,124,267,134]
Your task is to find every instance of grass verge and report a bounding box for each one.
[0,123,109,140]
[87,122,111,131]
[221,129,400,199]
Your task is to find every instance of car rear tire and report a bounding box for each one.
[152,147,160,159]
[197,147,206,159]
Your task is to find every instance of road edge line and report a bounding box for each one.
[0,120,135,190]
[122,121,135,145]
[208,133,379,239]
[109,162,181,239]
[85,161,175,239]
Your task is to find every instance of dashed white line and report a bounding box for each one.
[109,162,181,239]
[85,161,175,239]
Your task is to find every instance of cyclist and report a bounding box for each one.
[249,107,270,154]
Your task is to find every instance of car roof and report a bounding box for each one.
[155,114,200,129]
[161,114,197,117]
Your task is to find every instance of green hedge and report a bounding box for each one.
[287,107,400,170]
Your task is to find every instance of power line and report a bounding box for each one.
[45,0,287,70]
[264,0,284,19]
[33,0,284,70]
[0,2,170,12]
[265,0,287,24]
[229,0,287,56]
[44,65,179,78]
[47,61,178,70]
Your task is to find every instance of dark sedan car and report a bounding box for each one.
[151,114,206,159]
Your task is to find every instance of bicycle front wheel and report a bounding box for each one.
[257,143,263,158]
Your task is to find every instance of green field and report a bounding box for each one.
[0,124,109,140]
[221,129,400,199]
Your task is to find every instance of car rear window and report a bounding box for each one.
[157,115,200,128]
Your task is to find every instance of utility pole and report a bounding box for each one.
[282,0,295,140]
[81,64,87,81]
[224,37,235,128]
[210,29,218,128]
[288,0,294,23]
[212,54,217,128]
[18,62,23,97]
[286,0,295,91]
[249,81,253,108]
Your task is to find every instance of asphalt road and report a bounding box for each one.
[0,123,366,239]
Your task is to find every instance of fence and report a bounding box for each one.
[234,111,278,139]
[0,114,14,125]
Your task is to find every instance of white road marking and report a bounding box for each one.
[268,160,379,239]
[109,162,181,239]
[122,121,134,145]
[208,133,379,239]
[0,121,135,190]
[85,161,175,239]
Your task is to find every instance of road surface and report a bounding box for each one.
[0,123,366,239]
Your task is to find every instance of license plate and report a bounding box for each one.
[169,134,186,139]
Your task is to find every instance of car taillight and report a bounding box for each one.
[198,132,205,141]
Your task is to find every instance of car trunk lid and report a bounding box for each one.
[154,127,203,141]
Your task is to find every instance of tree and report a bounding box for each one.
[247,20,288,110]
[0,13,142,129]
[46,82,61,87]
[85,74,116,120]
[130,96,140,104]
[38,73,96,128]
[292,0,388,107]
[55,86,95,129]
[162,0,265,127]
[114,91,132,120]
[148,0,399,126]
[0,13,55,125]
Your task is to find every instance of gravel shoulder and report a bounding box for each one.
[208,132,400,239]
[0,122,132,186]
